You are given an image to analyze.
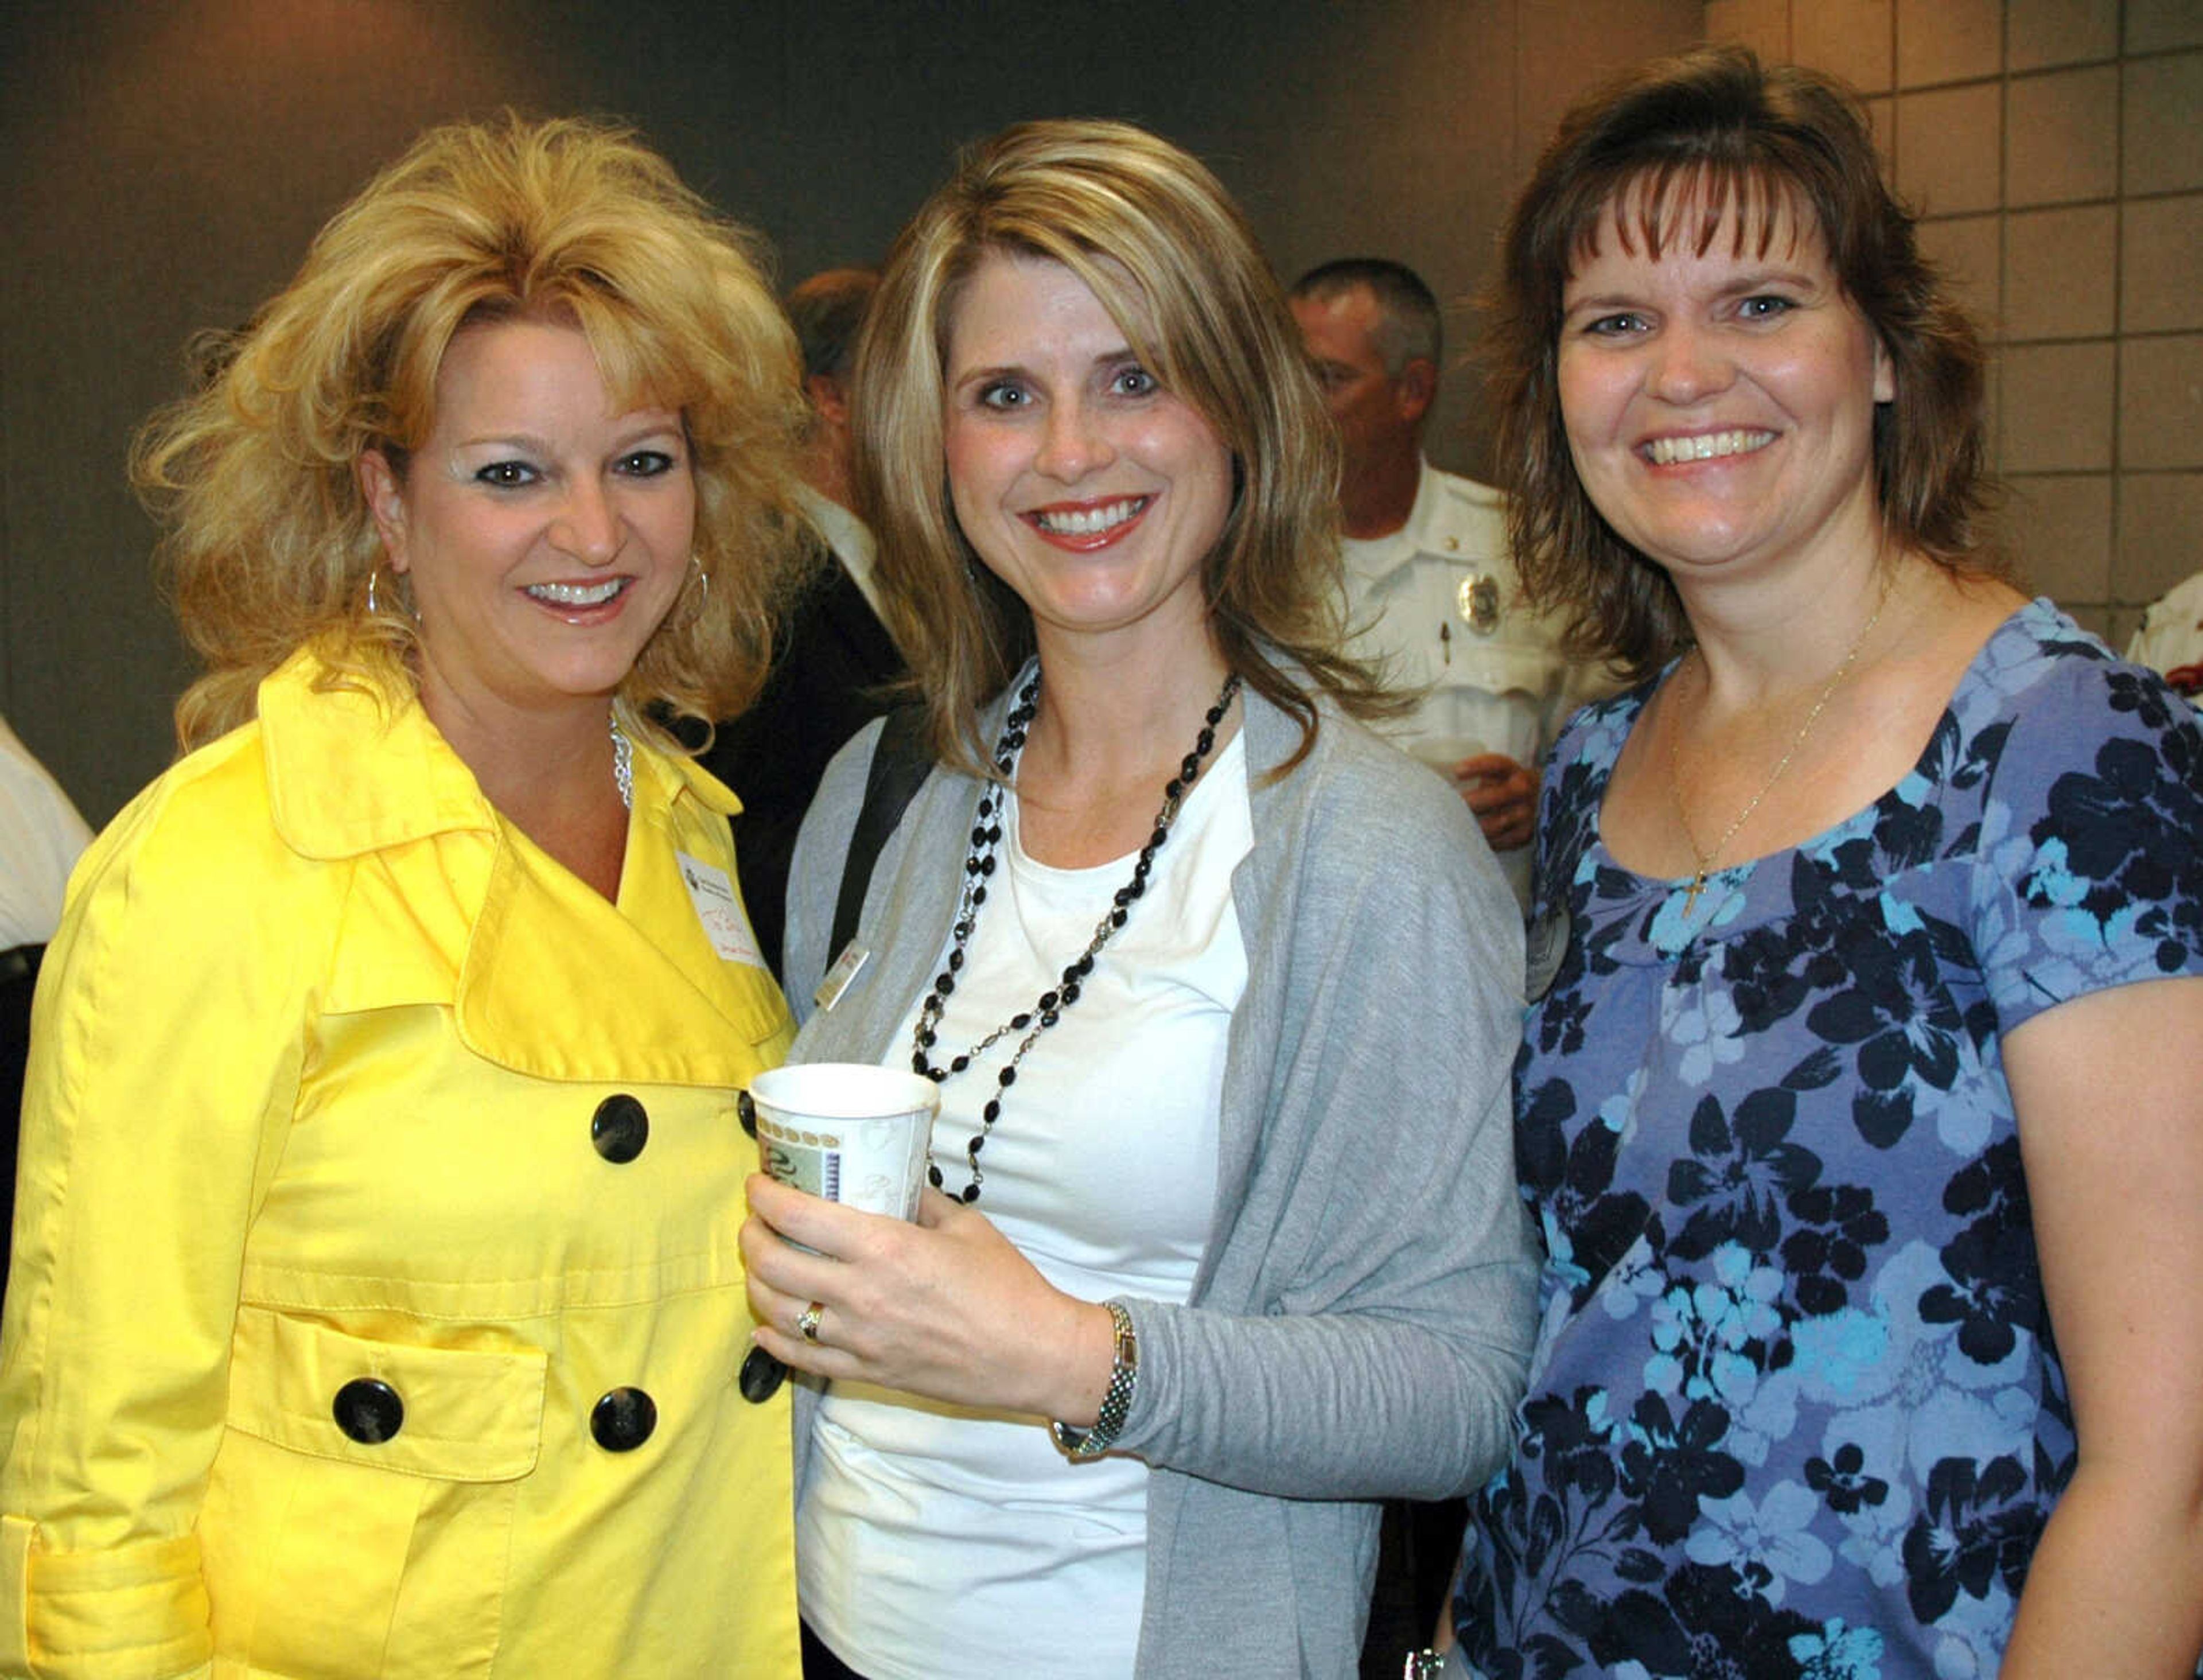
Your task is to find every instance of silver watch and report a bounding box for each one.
[1049,1301,1138,1461]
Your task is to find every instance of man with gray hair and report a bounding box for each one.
[702,266,905,977]
[1292,258,1600,917]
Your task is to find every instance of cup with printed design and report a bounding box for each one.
[748,1063,939,1234]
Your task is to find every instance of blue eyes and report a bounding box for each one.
[1583,313,1649,339]
[1579,295,1797,339]
[975,365,1159,410]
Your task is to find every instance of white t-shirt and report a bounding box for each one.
[1340,460,1598,914]
[798,733,1251,1680]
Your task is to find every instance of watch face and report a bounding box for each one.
[1457,573,1501,635]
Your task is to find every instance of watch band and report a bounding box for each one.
[1049,1300,1138,1461]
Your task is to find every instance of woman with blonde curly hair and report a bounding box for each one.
[739,119,1538,1680]
[0,115,810,1675]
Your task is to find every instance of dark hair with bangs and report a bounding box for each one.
[1488,45,1995,680]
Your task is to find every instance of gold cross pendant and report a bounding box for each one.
[1682,872,1706,913]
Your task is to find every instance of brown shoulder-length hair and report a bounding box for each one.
[135,113,809,752]
[853,117,1391,776]
[1488,45,1996,680]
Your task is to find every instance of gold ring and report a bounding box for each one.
[796,1301,824,1343]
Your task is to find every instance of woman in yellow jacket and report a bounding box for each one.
[0,116,808,1678]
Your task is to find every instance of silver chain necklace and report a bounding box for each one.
[609,714,634,811]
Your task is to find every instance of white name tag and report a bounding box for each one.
[677,853,762,966]
[813,942,870,1012]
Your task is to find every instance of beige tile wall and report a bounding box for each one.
[1706,0,2203,645]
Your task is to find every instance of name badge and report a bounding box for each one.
[677,853,763,966]
[814,942,870,1012]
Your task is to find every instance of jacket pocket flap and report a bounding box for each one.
[228,1308,546,1482]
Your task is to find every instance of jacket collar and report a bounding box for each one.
[256,647,777,1086]
[257,645,739,860]
[259,647,495,859]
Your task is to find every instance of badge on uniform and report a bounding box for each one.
[1458,573,1501,636]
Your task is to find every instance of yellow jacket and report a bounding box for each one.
[0,651,797,1678]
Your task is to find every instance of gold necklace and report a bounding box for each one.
[1666,572,1894,913]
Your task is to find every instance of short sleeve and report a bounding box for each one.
[1973,651,2203,1035]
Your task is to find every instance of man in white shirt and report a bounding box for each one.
[0,713,90,952]
[2127,568,2203,708]
[1292,259,1605,916]
[701,267,905,975]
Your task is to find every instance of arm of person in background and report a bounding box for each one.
[2126,572,2203,705]
[749,738,1540,1501]
[1997,974,2203,1678]
[1453,751,1537,853]
[0,713,95,948]
[0,753,303,1679]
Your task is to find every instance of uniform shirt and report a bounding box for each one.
[1340,460,1598,913]
[2126,567,2203,706]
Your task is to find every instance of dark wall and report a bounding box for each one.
[0,0,1699,823]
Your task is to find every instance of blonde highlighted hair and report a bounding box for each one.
[853,118,1391,775]
[135,113,809,750]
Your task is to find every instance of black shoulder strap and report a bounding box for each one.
[830,702,932,962]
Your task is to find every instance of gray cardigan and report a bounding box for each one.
[782,679,1539,1679]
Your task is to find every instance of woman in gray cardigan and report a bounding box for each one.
[741,119,1538,1680]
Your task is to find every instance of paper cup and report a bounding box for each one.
[749,1063,939,1224]
[1407,734,1489,783]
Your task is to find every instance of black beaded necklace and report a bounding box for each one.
[911,665,1243,1203]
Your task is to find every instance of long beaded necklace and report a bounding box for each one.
[910,666,1243,1203]
[1667,569,1894,913]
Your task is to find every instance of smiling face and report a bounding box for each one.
[360,316,695,733]
[941,252,1233,664]
[1557,182,1894,595]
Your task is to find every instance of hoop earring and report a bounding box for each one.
[368,566,419,624]
[688,554,709,606]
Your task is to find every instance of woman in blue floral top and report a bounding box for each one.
[1449,46,2203,1680]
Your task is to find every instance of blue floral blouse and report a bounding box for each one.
[1455,601,2203,1680]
